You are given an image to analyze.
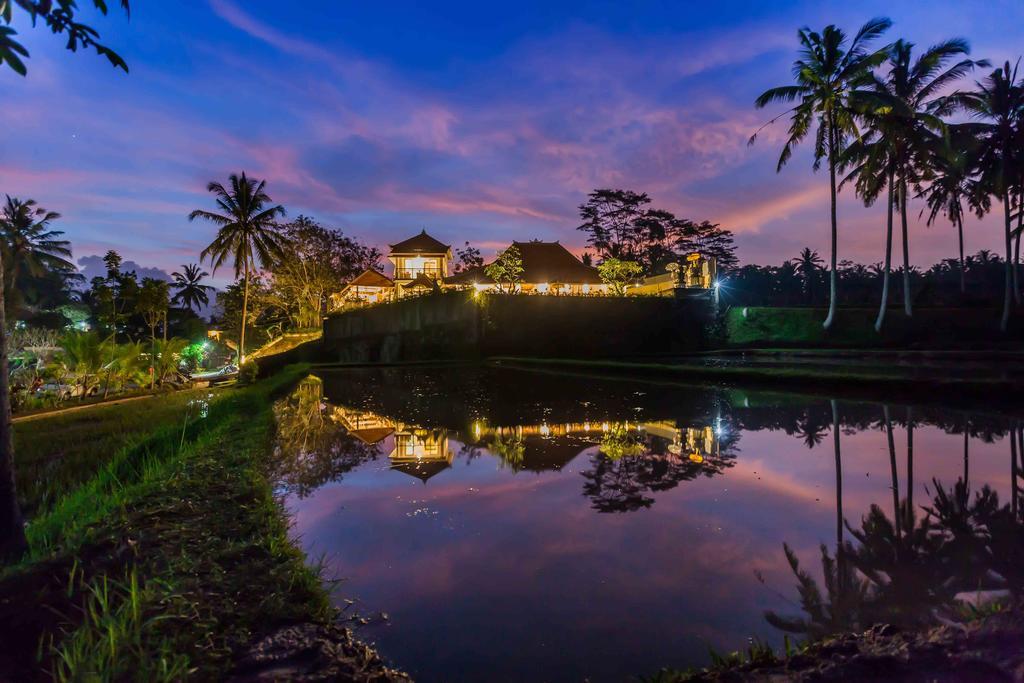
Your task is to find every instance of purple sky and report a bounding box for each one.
[2,1,1022,286]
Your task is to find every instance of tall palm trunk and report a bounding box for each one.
[906,407,914,514]
[1001,189,1014,332]
[875,171,895,332]
[899,179,913,317]
[0,254,27,559]
[240,252,249,364]
[832,399,843,545]
[883,405,901,541]
[963,425,969,487]
[957,215,966,295]
[1012,423,1019,519]
[823,122,839,330]
[1014,191,1022,305]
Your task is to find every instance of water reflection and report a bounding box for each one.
[272,367,1024,683]
[271,376,381,496]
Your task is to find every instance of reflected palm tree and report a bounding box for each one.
[764,543,869,640]
[906,407,915,514]
[883,405,902,541]
[831,400,843,548]
[844,499,947,629]
[769,475,1024,642]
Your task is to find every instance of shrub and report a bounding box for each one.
[238,360,259,385]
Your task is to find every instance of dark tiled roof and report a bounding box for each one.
[389,230,451,254]
[346,269,394,288]
[390,460,451,483]
[445,241,601,285]
[348,427,394,444]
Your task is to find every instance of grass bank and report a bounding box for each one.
[488,354,1024,412]
[0,365,403,681]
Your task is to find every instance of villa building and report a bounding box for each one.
[444,241,608,295]
[329,229,716,310]
[333,229,451,307]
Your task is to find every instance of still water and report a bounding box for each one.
[272,366,1023,682]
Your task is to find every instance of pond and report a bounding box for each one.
[272,366,1024,682]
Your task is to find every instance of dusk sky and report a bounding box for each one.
[3,1,1023,285]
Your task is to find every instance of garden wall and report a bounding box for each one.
[321,292,712,363]
[725,306,1024,348]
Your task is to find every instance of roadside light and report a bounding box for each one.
[714,280,720,290]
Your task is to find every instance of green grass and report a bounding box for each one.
[0,365,336,680]
[13,386,227,519]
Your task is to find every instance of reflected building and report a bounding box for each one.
[331,406,453,483]
[390,426,453,483]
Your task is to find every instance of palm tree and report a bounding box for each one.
[0,196,73,316]
[941,61,1024,331]
[189,172,286,362]
[919,127,985,294]
[752,18,893,330]
[790,247,824,304]
[171,263,214,313]
[846,39,980,329]
[883,40,980,317]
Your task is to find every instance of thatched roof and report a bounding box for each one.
[445,241,601,285]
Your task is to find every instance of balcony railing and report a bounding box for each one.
[394,268,442,280]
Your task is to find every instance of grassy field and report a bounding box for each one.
[13,387,228,519]
[0,366,344,681]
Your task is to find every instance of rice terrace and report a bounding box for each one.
[3,1,1024,681]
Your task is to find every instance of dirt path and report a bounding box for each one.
[12,393,159,423]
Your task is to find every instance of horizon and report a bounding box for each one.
[3,1,1023,287]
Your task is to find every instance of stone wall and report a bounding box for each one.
[321,291,711,363]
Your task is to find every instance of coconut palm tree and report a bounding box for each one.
[940,61,1024,331]
[0,196,73,316]
[845,39,980,329]
[171,263,214,313]
[919,127,985,294]
[880,39,981,317]
[790,247,824,304]
[189,173,286,362]
[752,18,893,330]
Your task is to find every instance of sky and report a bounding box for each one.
[2,1,1023,286]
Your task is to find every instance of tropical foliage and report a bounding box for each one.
[753,18,1024,332]
[484,244,525,293]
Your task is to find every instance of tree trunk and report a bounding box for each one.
[875,171,895,333]
[957,215,966,295]
[240,252,250,364]
[823,124,839,330]
[150,322,157,391]
[0,254,27,560]
[1012,424,1019,519]
[906,407,914,515]
[1001,190,1014,332]
[884,405,901,541]
[1014,187,1023,306]
[832,399,842,546]
[963,427,969,488]
[900,179,913,318]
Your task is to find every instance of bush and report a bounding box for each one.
[238,360,259,385]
